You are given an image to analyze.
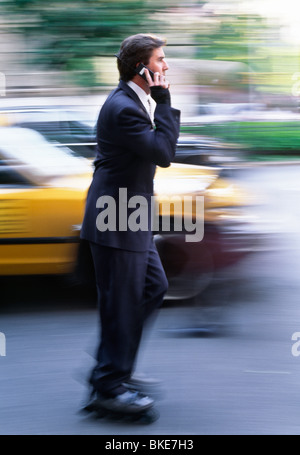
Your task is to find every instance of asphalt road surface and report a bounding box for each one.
[1,163,300,435]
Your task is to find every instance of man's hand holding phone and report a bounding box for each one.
[145,68,171,106]
[144,68,170,89]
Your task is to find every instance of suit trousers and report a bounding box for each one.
[89,238,168,395]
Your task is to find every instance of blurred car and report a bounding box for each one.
[153,163,261,300]
[1,107,243,167]
[0,126,263,302]
[0,107,97,159]
[174,134,244,168]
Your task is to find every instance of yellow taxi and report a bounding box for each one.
[0,127,91,276]
[0,126,261,298]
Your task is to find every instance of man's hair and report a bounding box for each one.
[116,33,166,82]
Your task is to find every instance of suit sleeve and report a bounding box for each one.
[115,101,181,168]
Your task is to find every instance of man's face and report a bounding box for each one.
[147,47,169,75]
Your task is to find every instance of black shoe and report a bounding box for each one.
[97,390,154,414]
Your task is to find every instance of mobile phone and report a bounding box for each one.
[114,54,155,82]
[135,63,155,82]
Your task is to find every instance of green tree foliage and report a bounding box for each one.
[1,0,168,85]
[196,12,269,70]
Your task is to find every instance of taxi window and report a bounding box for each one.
[0,161,30,186]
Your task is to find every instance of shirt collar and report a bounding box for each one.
[127,80,150,107]
[126,81,156,127]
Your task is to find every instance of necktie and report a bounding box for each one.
[147,98,152,118]
[147,97,155,127]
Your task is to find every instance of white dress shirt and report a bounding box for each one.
[127,80,156,126]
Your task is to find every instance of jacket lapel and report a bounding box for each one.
[118,80,149,117]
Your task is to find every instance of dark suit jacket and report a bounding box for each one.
[80,80,181,252]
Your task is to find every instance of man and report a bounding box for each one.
[80,33,180,414]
